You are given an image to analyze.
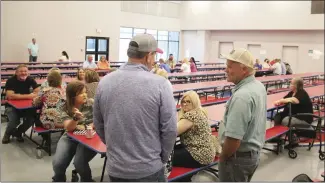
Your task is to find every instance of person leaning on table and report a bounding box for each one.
[52,81,96,182]
[2,64,40,144]
[218,48,267,182]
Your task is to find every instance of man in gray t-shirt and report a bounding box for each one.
[218,48,267,182]
[93,34,177,182]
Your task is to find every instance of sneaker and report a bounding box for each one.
[2,134,11,144]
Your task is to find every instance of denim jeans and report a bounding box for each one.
[52,134,97,182]
[109,168,166,182]
[218,150,260,182]
[4,106,35,136]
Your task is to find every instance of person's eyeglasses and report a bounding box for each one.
[181,100,191,105]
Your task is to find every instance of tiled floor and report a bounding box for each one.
[1,122,324,182]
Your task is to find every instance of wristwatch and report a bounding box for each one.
[73,116,79,121]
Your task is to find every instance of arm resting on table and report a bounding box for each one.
[63,120,78,132]
[177,119,193,136]
[6,90,36,100]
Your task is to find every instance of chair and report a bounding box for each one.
[284,103,324,160]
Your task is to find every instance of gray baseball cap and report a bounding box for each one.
[128,34,162,53]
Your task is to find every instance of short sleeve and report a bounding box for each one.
[284,91,293,99]
[294,90,308,104]
[61,107,71,123]
[30,78,38,89]
[5,79,15,91]
[225,97,252,140]
[180,110,206,126]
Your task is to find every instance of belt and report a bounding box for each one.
[231,150,259,158]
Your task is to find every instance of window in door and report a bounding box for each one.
[85,37,109,62]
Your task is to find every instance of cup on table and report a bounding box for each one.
[85,125,94,139]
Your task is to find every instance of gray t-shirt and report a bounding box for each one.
[218,75,267,152]
[93,62,177,179]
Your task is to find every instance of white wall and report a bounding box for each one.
[181,30,324,73]
[1,1,180,62]
[180,1,324,30]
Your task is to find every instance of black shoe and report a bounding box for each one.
[12,130,24,143]
[2,135,11,144]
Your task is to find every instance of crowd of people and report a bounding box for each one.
[253,58,292,75]
[3,34,314,182]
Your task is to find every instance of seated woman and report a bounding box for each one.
[254,59,262,70]
[97,56,110,69]
[52,81,96,182]
[76,68,86,82]
[189,57,198,72]
[39,68,67,95]
[173,91,221,168]
[33,71,65,129]
[262,58,270,69]
[84,69,100,99]
[180,58,191,73]
[58,51,70,62]
[273,77,313,127]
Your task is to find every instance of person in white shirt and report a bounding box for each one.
[28,38,39,62]
[180,58,191,73]
[58,51,70,62]
[83,55,98,69]
[262,58,270,69]
[271,59,282,75]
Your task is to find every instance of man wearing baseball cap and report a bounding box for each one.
[218,48,267,182]
[93,34,177,181]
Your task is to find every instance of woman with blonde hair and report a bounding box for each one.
[173,90,221,168]
[33,71,66,129]
[84,69,100,98]
[152,68,168,79]
[97,56,110,70]
[180,58,191,73]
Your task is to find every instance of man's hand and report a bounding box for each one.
[220,137,241,162]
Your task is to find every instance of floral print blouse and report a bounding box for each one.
[32,87,66,129]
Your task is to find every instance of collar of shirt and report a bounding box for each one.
[119,62,149,72]
[232,75,255,93]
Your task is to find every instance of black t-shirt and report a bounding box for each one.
[5,76,38,94]
[282,89,313,123]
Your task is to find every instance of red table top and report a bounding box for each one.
[205,85,325,122]
[6,99,33,110]
[67,132,106,154]
[1,61,83,65]
[1,69,111,76]
[265,126,289,141]
[172,72,324,93]
[2,64,82,69]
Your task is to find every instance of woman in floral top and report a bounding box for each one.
[52,81,96,182]
[173,90,221,168]
[32,70,66,129]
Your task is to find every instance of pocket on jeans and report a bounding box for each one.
[233,157,258,167]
